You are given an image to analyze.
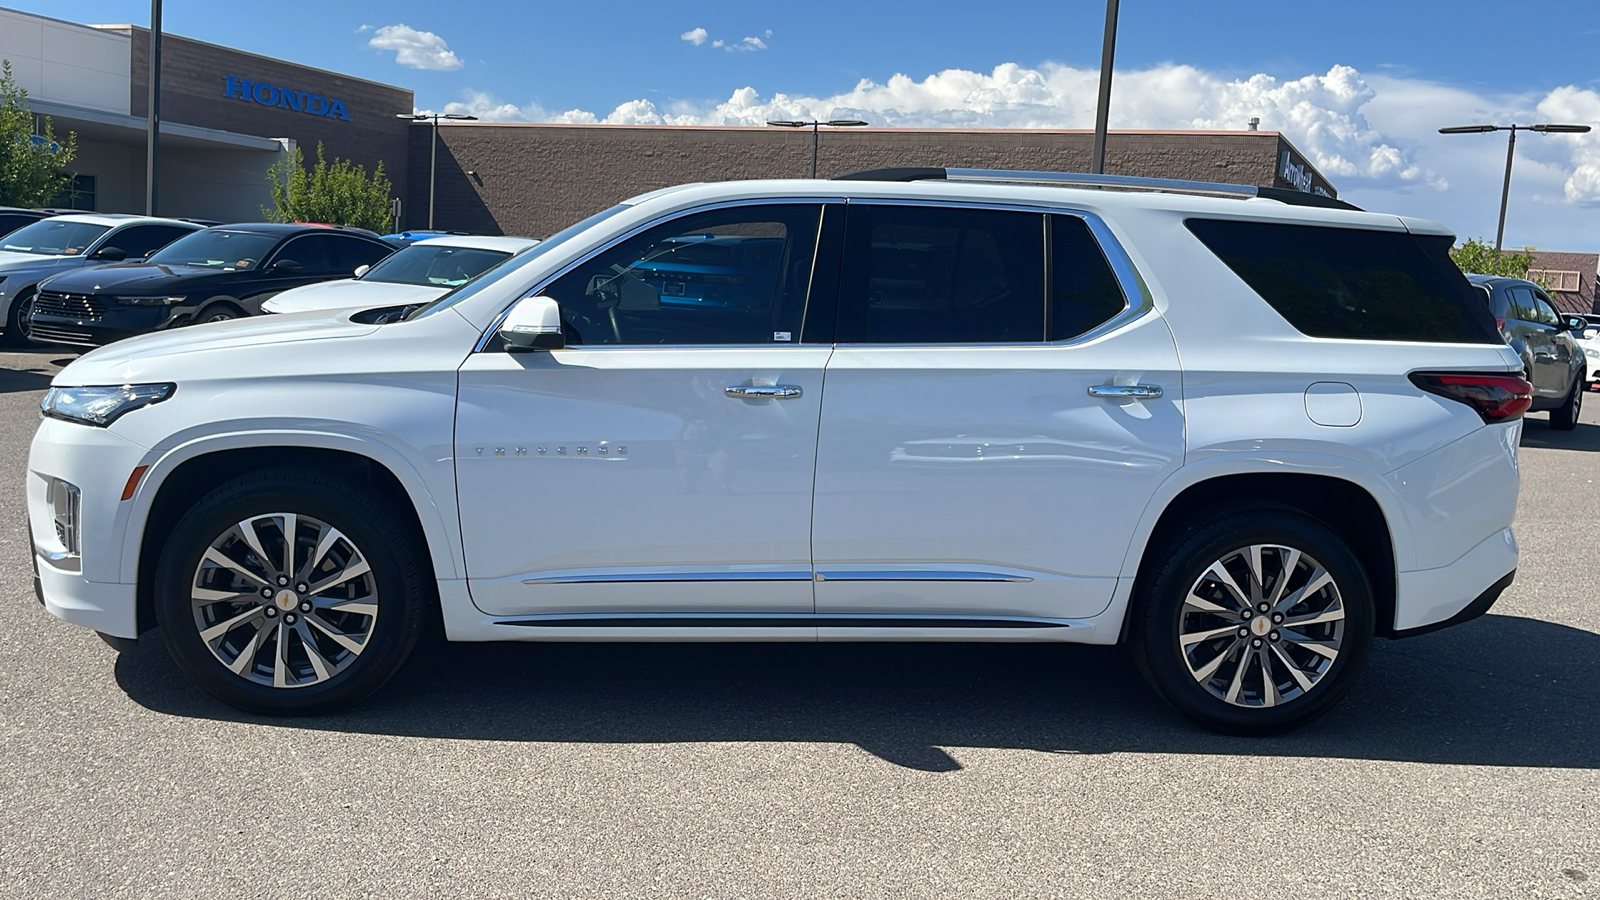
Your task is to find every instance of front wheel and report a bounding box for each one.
[1551,374,1583,430]
[155,469,429,714]
[0,289,37,348]
[1132,508,1375,735]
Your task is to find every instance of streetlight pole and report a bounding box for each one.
[397,112,478,229]
[145,0,162,215]
[1090,0,1120,175]
[1439,122,1592,252]
[765,119,869,177]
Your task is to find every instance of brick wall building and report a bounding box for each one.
[1526,250,1599,314]
[407,124,1333,237]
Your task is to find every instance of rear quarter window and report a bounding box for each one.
[1185,219,1501,344]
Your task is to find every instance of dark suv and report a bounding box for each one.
[1466,274,1586,429]
[29,224,395,346]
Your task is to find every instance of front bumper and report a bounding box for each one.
[29,417,151,637]
[29,304,183,347]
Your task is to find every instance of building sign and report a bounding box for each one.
[1278,149,1334,198]
[222,76,350,121]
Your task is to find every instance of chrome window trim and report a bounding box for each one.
[830,197,1154,349]
[473,197,847,353]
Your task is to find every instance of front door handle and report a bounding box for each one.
[1088,384,1164,400]
[726,385,803,400]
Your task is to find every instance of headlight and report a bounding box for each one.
[115,295,186,305]
[41,383,175,427]
[1586,348,1599,359]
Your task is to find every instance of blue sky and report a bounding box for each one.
[18,1,1600,250]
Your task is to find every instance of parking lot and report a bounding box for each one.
[1,345,1596,899]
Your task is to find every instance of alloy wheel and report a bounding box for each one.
[190,512,379,689]
[1177,543,1345,708]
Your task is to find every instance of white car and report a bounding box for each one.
[260,235,539,314]
[1574,314,1600,390]
[29,169,1527,733]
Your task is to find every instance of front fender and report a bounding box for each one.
[114,428,465,585]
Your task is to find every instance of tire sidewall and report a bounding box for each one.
[1136,510,1375,734]
[156,474,423,714]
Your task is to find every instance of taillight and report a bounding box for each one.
[1494,317,1506,333]
[1409,372,1532,423]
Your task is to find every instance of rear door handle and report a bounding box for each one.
[726,385,803,399]
[1088,384,1163,400]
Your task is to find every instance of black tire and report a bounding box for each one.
[1550,373,1582,430]
[155,468,429,715]
[1131,508,1375,735]
[0,288,37,348]
[195,304,243,325]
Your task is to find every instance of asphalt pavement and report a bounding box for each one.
[1,346,1596,898]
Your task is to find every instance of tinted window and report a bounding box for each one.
[838,205,1044,343]
[363,244,510,286]
[107,225,194,259]
[1185,219,1501,344]
[541,204,821,346]
[0,213,44,238]
[148,230,280,270]
[1533,297,1561,327]
[1050,215,1126,340]
[1,220,109,255]
[330,236,393,273]
[1506,286,1538,322]
[276,235,340,273]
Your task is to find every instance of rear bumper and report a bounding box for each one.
[1391,527,1518,633]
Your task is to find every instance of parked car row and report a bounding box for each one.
[0,212,537,349]
[1464,274,1591,429]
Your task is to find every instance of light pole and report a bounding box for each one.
[145,0,162,215]
[397,112,478,228]
[765,119,869,178]
[1090,0,1119,175]
[1438,122,1591,252]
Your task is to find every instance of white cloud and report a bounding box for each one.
[680,27,708,46]
[368,24,464,71]
[687,28,770,52]
[441,62,1600,247]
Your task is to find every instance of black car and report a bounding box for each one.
[28,224,396,347]
[1465,273,1587,429]
[0,207,58,239]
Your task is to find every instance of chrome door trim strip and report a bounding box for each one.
[522,570,813,585]
[493,613,1072,628]
[813,570,1035,583]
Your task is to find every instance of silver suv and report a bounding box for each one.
[1466,274,1586,429]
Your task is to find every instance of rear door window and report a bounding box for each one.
[107,225,195,259]
[1184,219,1501,344]
[838,204,1045,343]
[1050,215,1126,340]
[1506,287,1538,323]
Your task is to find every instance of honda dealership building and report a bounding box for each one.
[5,6,1337,234]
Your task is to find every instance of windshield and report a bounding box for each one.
[0,220,110,256]
[362,244,513,287]
[410,205,632,320]
[146,230,281,270]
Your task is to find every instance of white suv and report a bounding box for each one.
[28,168,1528,733]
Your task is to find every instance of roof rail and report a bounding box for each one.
[832,166,1363,212]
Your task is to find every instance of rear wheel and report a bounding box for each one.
[1132,508,1375,734]
[0,289,37,348]
[155,469,428,714]
[1551,374,1582,430]
[196,304,242,325]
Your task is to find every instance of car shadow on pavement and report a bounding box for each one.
[111,613,1600,772]
[1520,416,1600,451]
[0,363,57,393]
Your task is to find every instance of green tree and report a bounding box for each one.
[1450,237,1536,279]
[0,59,77,207]
[264,142,393,232]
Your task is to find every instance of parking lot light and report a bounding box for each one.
[765,118,869,178]
[1438,122,1593,252]
[398,112,480,228]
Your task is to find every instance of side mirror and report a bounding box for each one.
[353,264,371,278]
[91,246,127,261]
[1566,315,1587,332]
[271,259,303,274]
[498,295,564,351]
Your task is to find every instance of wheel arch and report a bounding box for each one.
[126,437,460,635]
[1120,466,1402,641]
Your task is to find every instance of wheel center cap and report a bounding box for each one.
[1250,616,1273,637]
[274,589,298,611]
